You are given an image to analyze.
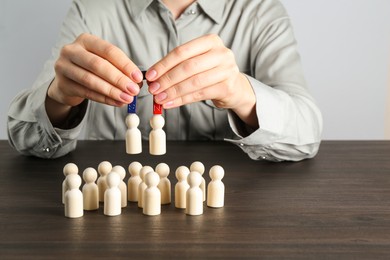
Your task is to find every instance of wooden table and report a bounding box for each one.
[0,140,389,259]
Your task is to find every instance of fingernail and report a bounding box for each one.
[131,70,143,83]
[146,69,157,81]
[126,82,139,95]
[120,92,132,102]
[163,101,174,108]
[148,82,160,94]
[155,92,167,102]
[115,101,125,107]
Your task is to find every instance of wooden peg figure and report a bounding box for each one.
[138,166,154,208]
[112,165,127,208]
[175,166,190,209]
[125,113,142,154]
[64,174,83,218]
[104,172,121,216]
[82,167,99,211]
[155,163,171,205]
[97,161,112,202]
[190,161,206,202]
[149,114,166,155]
[186,171,203,216]
[207,165,225,208]
[62,163,78,204]
[143,171,161,216]
[127,161,143,202]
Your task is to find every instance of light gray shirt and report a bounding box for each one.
[7,0,323,161]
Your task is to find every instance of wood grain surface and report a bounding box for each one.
[0,140,389,259]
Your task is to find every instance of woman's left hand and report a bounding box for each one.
[145,34,258,128]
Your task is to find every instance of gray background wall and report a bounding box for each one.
[1,0,389,140]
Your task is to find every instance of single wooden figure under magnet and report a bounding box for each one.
[149,100,166,155]
[126,97,142,154]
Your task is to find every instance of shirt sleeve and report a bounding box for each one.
[226,76,323,162]
[7,1,90,158]
[225,5,323,162]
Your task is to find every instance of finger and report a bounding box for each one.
[57,58,134,104]
[161,84,219,109]
[146,34,223,81]
[77,33,143,83]
[148,48,226,95]
[154,65,233,105]
[163,77,238,109]
[57,76,126,107]
[67,44,140,96]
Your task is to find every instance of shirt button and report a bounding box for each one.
[239,143,245,147]
[187,10,196,15]
[43,147,51,153]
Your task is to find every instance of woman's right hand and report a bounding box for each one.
[48,33,143,108]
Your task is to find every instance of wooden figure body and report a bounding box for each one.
[125,113,142,154]
[127,161,143,202]
[112,165,127,208]
[104,172,121,216]
[207,165,225,208]
[149,114,166,155]
[190,161,206,201]
[64,174,83,218]
[174,166,190,209]
[97,161,112,202]
[82,167,99,211]
[138,166,154,208]
[155,163,171,205]
[62,163,78,204]
[143,171,161,216]
[186,171,203,216]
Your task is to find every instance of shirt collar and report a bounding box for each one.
[129,0,224,24]
[196,0,224,24]
[128,0,154,19]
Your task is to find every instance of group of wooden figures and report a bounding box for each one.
[62,161,225,218]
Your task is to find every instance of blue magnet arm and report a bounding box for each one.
[128,96,137,113]
[127,70,146,113]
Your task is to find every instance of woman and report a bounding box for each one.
[7,0,323,161]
